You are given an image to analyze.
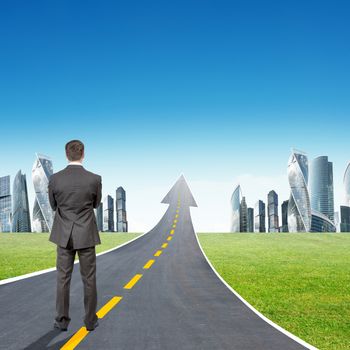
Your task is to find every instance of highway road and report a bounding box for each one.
[0,176,314,349]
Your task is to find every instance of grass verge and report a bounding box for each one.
[197,233,350,350]
[0,232,142,280]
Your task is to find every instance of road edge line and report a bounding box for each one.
[194,232,319,350]
[0,232,148,286]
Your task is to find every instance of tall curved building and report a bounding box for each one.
[287,150,311,232]
[32,154,54,232]
[344,162,350,206]
[12,170,31,232]
[230,185,241,232]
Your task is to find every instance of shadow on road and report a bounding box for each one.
[23,329,71,349]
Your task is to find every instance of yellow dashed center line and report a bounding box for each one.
[96,296,123,319]
[61,326,89,349]
[143,259,155,269]
[124,274,143,289]
[61,218,180,350]
[176,209,179,213]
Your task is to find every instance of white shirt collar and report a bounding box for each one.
[68,161,83,166]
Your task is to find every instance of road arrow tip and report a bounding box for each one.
[161,175,198,207]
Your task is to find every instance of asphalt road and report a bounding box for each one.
[0,176,312,350]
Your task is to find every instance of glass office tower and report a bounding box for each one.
[12,170,31,232]
[287,150,311,232]
[254,200,266,232]
[230,185,241,232]
[287,150,336,232]
[116,187,128,232]
[0,175,12,232]
[247,207,254,232]
[103,195,114,232]
[267,190,279,232]
[32,154,54,232]
[239,196,248,232]
[281,200,289,232]
[311,210,336,232]
[310,156,334,222]
[340,205,350,232]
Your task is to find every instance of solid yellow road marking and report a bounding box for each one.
[167,236,172,241]
[175,214,179,218]
[143,259,155,269]
[61,326,89,349]
[170,229,175,235]
[154,250,162,257]
[124,274,143,289]
[161,243,168,248]
[96,296,122,319]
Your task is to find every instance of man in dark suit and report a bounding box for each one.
[48,140,102,331]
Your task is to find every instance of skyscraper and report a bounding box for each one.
[287,150,336,232]
[0,175,12,232]
[287,150,311,232]
[340,206,350,232]
[247,207,254,232]
[254,200,265,232]
[239,196,248,232]
[12,170,31,232]
[310,156,334,222]
[116,187,128,232]
[230,185,241,232]
[267,190,279,232]
[32,153,54,232]
[103,195,114,232]
[344,162,350,207]
[281,200,289,232]
[95,202,103,232]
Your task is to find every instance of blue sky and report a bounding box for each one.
[0,0,349,231]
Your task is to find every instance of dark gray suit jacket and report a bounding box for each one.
[48,164,102,249]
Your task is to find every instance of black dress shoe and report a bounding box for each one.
[86,320,99,331]
[54,321,68,331]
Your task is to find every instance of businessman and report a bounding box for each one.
[48,140,102,331]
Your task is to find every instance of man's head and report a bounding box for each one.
[65,140,84,162]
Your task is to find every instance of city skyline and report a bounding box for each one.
[0,148,349,232]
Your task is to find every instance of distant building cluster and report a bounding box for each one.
[0,153,128,233]
[97,187,128,232]
[230,149,350,233]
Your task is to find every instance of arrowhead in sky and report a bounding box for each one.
[161,175,198,207]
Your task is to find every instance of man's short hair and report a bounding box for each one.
[65,140,84,161]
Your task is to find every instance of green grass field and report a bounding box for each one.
[197,233,350,350]
[0,232,141,280]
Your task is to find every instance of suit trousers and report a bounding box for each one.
[55,234,98,329]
